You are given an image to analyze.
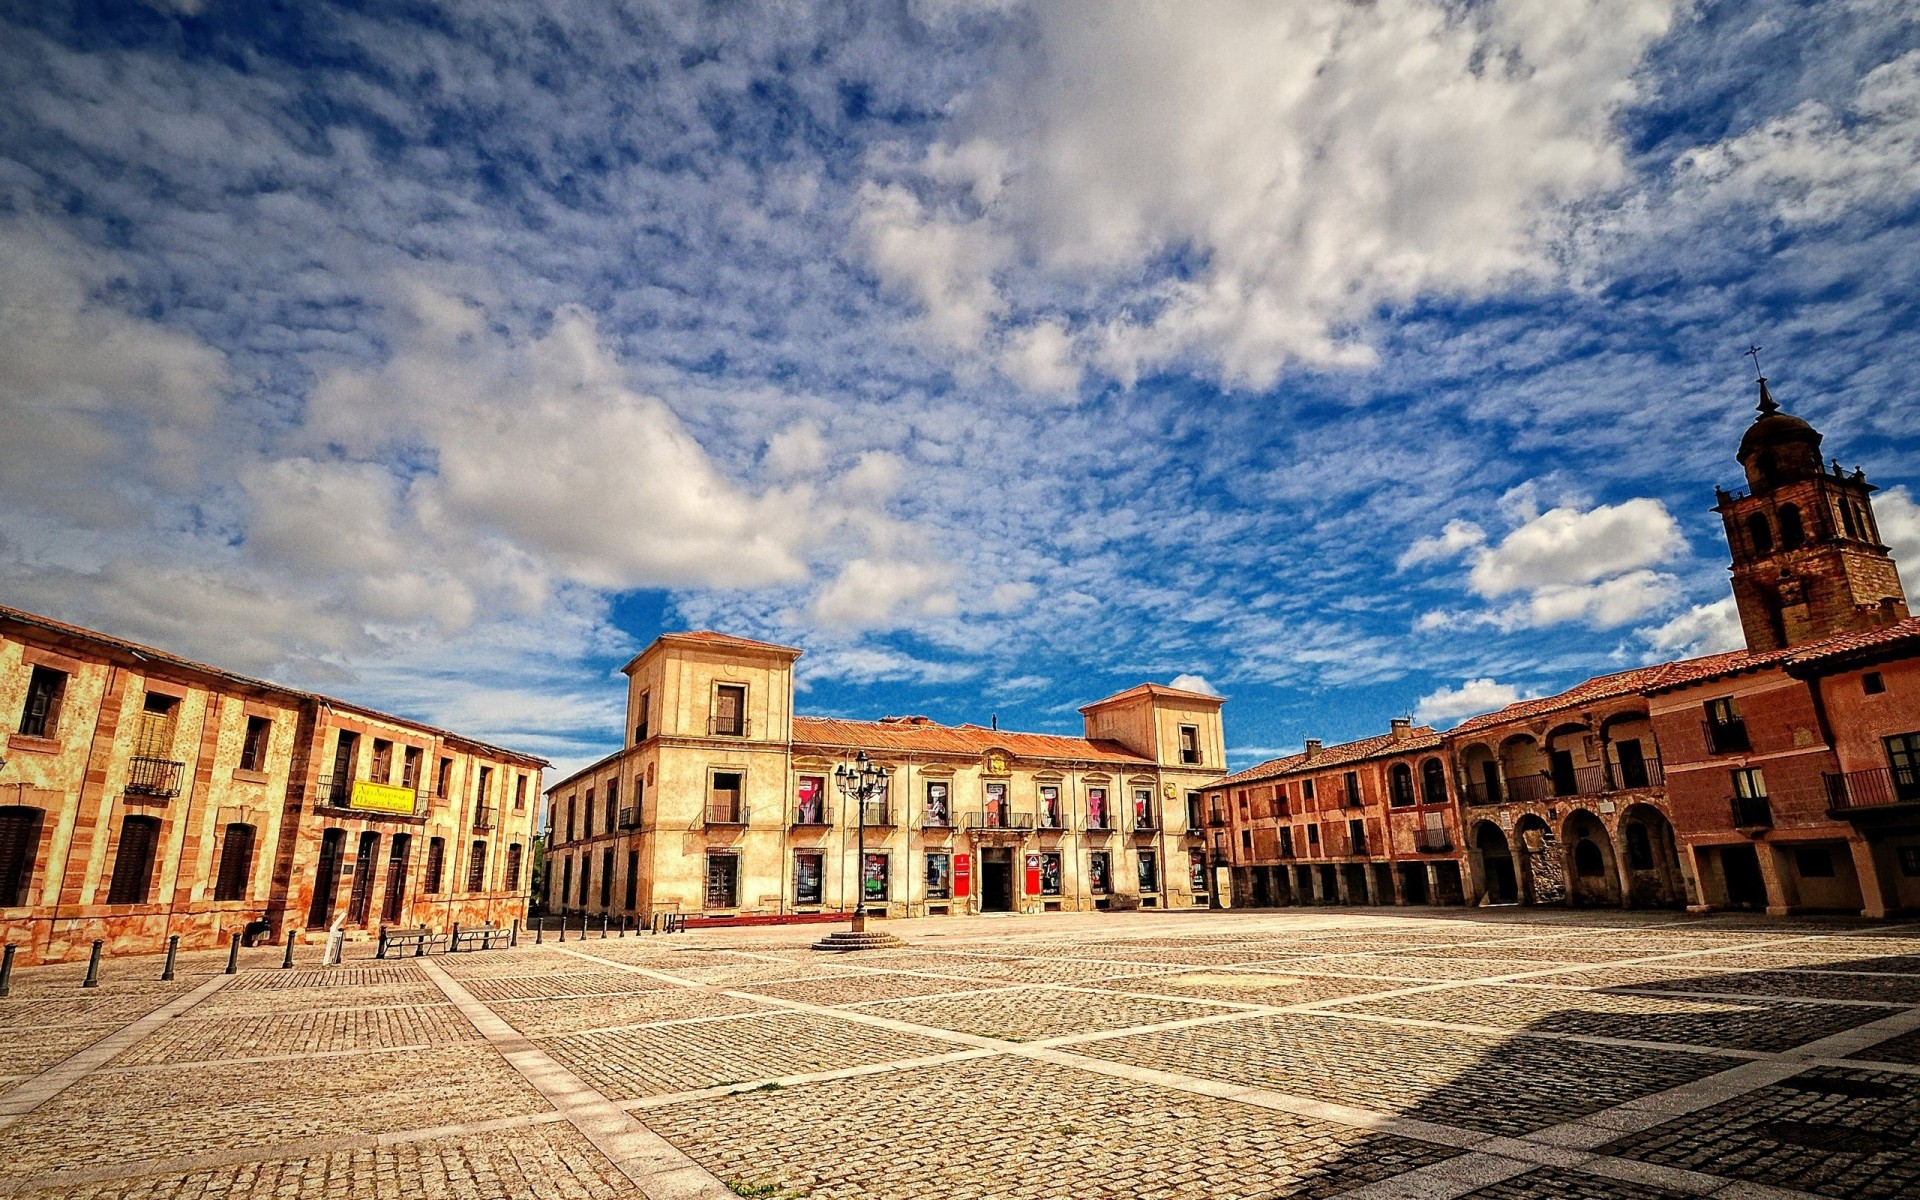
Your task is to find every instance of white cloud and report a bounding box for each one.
[1673,49,1920,226]
[1168,673,1221,697]
[808,557,960,629]
[1414,677,1525,726]
[1398,519,1487,569]
[1637,595,1745,658]
[765,420,830,480]
[866,0,1678,385]
[998,319,1083,396]
[1877,485,1920,598]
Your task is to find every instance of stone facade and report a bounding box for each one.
[543,635,1227,923]
[0,605,545,964]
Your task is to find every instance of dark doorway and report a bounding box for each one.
[1616,739,1650,789]
[1721,845,1769,909]
[1549,749,1578,797]
[1251,867,1271,907]
[1400,864,1430,905]
[1435,862,1466,905]
[1479,760,1502,804]
[381,834,411,923]
[346,831,379,925]
[1476,822,1518,904]
[308,828,346,927]
[981,848,1014,913]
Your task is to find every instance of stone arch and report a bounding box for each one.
[1561,808,1620,906]
[1388,761,1416,807]
[1747,511,1774,555]
[1472,820,1519,905]
[1599,709,1659,790]
[1513,813,1559,905]
[1420,757,1448,805]
[1778,503,1805,549]
[1500,734,1549,804]
[1461,743,1500,805]
[1543,722,1593,798]
[1617,802,1686,908]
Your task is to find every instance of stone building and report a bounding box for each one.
[1212,375,1920,918]
[542,634,1226,923]
[0,605,545,964]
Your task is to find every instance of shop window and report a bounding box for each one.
[239,716,272,773]
[925,852,951,900]
[0,806,44,906]
[1089,851,1111,894]
[1040,852,1063,896]
[17,666,68,738]
[106,815,162,905]
[213,823,256,902]
[1137,850,1160,894]
[706,853,740,908]
[862,852,889,905]
[794,851,825,905]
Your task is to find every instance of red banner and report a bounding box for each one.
[1024,853,1042,897]
[954,854,971,898]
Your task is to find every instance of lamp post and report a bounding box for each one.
[834,750,886,935]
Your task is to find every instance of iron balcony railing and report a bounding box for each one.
[1730,795,1773,829]
[313,774,427,815]
[473,806,495,831]
[1130,810,1160,834]
[963,811,1034,831]
[1826,767,1920,813]
[619,805,644,829]
[125,756,186,799]
[1415,828,1454,853]
[1085,811,1114,831]
[1703,719,1751,755]
[858,799,896,826]
[1038,810,1067,830]
[790,802,833,827]
[1543,759,1668,798]
[922,807,955,829]
[706,800,749,826]
[707,714,750,737]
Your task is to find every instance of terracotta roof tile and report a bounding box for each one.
[1079,682,1225,711]
[1786,616,1920,668]
[791,716,1154,766]
[1213,726,1442,789]
[661,630,803,654]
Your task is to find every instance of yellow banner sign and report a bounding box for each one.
[349,780,417,814]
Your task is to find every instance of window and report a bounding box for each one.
[213,823,256,902]
[505,843,523,892]
[1348,818,1367,855]
[467,841,488,892]
[1241,829,1252,852]
[1747,512,1774,555]
[1864,672,1886,696]
[1704,697,1750,753]
[705,853,740,908]
[1137,850,1160,894]
[922,781,948,827]
[925,852,951,900]
[476,766,494,821]
[1179,725,1201,765]
[1389,763,1415,807]
[1086,787,1109,829]
[424,837,445,893]
[1132,788,1155,830]
[862,852,889,904]
[583,787,595,838]
[435,756,453,799]
[559,856,572,908]
[402,746,422,789]
[513,773,527,810]
[1279,826,1293,858]
[1342,772,1361,807]
[1238,793,1250,821]
[328,732,358,804]
[1275,782,1290,816]
[239,716,272,773]
[1778,504,1805,549]
[1886,732,1920,801]
[1421,758,1447,805]
[561,797,574,843]
[0,806,45,906]
[106,815,161,905]
[1794,847,1835,878]
[1302,778,1316,801]
[625,849,640,909]
[1731,767,1772,827]
[794,851,825,904]
[985,781,1009,827]
[1040,852,1063,896]
[18,666,68,739]
[1088,851,1111,894]
[710,771,745,823]
[1307,823,1320,848]
[634,691,651,742]
[600,848,614,907]
[381,834,411,922]
[308,828,346,926]
[712,683,746,737]
[346,832,379,924]
[133,692,180,760]
[1187,792,1204,829]
[604,780,618,833]
[578,854,591,905]
[370,739,393,784]
[1039,784,1062,828]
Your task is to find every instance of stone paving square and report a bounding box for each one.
[6,909,1920,1200]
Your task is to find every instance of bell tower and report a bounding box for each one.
[1715,376,1908,651]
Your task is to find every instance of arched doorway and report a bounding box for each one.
[1514,814,1562,905]
[1618,804,1685,907]
[1474,821,1518,905]
[1561,809,1621,906]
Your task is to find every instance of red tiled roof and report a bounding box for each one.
[1786,616,1920,669]
[660,630,803,654]
[1079,682,1224,711]
[1213,726,1442,790]
[791,716,1154,766]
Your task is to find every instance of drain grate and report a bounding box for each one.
[1763,1122,1907,1154]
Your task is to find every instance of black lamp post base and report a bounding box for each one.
[811,928,904,952]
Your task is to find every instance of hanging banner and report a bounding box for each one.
[1024,853,1042,896]
[953,853,972,898]
[349,780,416,814]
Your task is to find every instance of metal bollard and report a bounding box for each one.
[450,922,461,954]
[225,932,241,975]
[282,929,297,969]
[510,918,519,948]
[1,943,16,998]
[415,925,429,958]
[558,913,567,943]
[82,939,103,989]
[600,913,608,939]
[534,918,543,945]
[160,934,179,982]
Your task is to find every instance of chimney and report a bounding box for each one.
[1390,717,1412,741]
[1304,738,1322,758]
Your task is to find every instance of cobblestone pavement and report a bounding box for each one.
[5,908,1920,1199]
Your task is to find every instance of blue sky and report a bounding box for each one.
[3,0,1918,781]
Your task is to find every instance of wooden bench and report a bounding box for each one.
[377,927,441,959]
[450,925,511,952]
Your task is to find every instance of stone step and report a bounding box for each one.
[810,930,906,952]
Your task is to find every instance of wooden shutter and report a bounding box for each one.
[107,816,160,905]
[213,824,256,902]
[0,806,45,907]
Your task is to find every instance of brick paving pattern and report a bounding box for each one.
[4,909,1920,1199]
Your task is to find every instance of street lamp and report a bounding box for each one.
[834,749,887,934]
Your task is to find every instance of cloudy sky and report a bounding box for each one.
[3,0,1918,780]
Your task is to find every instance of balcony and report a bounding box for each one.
[922,807,955,830]
[1547,760,1668,798]
[1703,719,1751,755]
[1730,795,1773,830]
[473,806,495,831]
[1084,812,1115,832]
[705,800,749,826]
[1415,828,1454,853]
[706,715,750,738]
[314,775,427,816]
[1826,767,1920,816]
[857,799,896,827]
[1129,811,1160,836]
[964,811,1034,832]
[789,802,833,828]
[125,756,186,800]
[619,805,644,829]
